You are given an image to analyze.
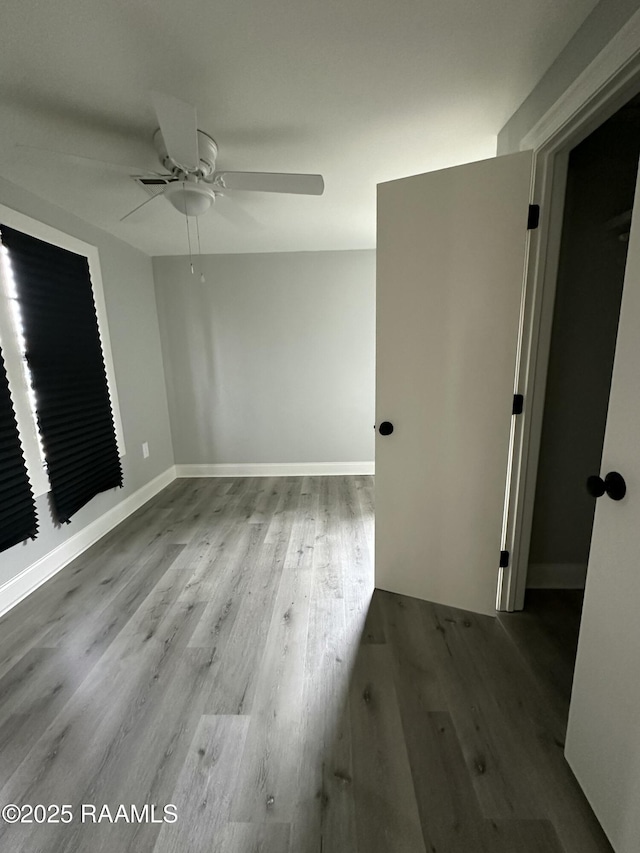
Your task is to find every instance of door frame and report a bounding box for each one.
[498,7,640,611]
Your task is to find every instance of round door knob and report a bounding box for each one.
[378,421,394,436]
[586,475,605,498]
[586,471,626,501]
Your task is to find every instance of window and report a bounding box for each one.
[0,205,125,524]
[0,342,38,553]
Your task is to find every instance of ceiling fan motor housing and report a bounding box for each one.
[153,128,218,178]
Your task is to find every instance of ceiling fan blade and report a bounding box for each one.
[15,144,166,176]
[213,171,325,195]
[151,91,199,171]
[119,192,163,222]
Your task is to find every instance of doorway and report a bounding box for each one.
[506,92,640,729]
[527,93,640,592]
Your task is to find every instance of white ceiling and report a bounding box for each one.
[0,0,599,256]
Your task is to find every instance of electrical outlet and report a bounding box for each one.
[142,442,149,459]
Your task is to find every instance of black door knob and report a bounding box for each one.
[586,475,605,498]
[586,471,626,501]
[378,421,394,436]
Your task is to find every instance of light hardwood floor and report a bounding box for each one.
[0,476,613,852]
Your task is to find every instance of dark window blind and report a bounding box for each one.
[0,344,38,552]
[0,226,122,524]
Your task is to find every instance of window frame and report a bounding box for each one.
[0,204,125,498]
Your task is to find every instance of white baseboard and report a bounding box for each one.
[0,466,177,619]
[175,462,375,477]
[527,562,587,589]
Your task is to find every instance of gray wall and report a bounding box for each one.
[0,176,174,587]
[153,250,375,466]
[497,0,639,154]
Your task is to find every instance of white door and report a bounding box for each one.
[565,166,640,853]
[375,152,533,616]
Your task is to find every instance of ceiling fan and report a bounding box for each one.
[119,91,324,222]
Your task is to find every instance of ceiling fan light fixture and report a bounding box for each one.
[164,181,215,217]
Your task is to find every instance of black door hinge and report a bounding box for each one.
[527,204,540,230]
[512,393,524,415]
[499,550,510,568]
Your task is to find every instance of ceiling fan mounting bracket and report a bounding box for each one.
[153,128,218,179]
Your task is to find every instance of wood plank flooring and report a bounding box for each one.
[0,476,614,852]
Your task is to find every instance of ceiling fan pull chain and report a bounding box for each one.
[183,185,194,274]
[196,215,205,283]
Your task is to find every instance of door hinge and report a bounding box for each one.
[527,204,540,230]
[512,393,524,415]
[499,550,510,568]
